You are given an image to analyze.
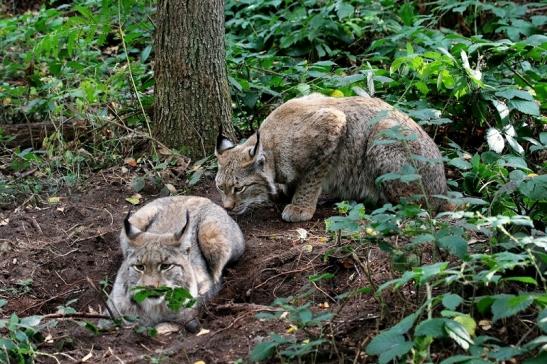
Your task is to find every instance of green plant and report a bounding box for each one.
[132,286,196,312]
[250,297,333,362]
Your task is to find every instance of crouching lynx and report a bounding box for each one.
[107,196,245,331]
[215,94,450,222]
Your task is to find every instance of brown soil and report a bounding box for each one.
[0,170,405,363]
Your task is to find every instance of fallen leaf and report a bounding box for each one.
[120,166,129,174]
[193,361,206,364]
[48,197,60,205]
[155,322,180,335]
[296,228,308,240]
[158,146,172,156]
[302,244,313,253]
[196,328,210,336]
[56,207,65,213]
[124,158,137,168]
[0,218,8,226]
[479,319,491,331]
[125,194,142,205]
[287,324,298,334]
[164,183,177,194]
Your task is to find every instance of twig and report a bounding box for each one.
[106,104,173,154]
[117,0,156,155]
[86,276,116,321]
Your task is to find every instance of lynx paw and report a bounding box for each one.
[282,204,315,222]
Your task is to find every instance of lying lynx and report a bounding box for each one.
[107,196,245,331]
[216,94,450,222]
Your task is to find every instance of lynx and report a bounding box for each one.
[107,196,245,331]
[215,94,450,222]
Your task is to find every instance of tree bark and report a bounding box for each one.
[153,0,233,160]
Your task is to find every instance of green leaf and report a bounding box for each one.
[518,175,547,201]
[250,340,279,361]
[495,89,534,101]
[437,235,468,260]
[449,158,472,170]
[453,315,476,337]
[445,319,473,350]
[366,332,412,364]
[296,83,310,96]
[415,318,448,338]
[502,276,538,286]
[509,99,540,116]
[491,294,534,322]
[336,2,354,19]
[443,294,463,310]
[538,308,547,333]
[140,45,152,62]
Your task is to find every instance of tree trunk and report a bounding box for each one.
[153,0,233,160]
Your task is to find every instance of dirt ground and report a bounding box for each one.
[0,168,403,363]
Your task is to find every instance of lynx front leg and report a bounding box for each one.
[282,172,327,222]
[281,108,346,222]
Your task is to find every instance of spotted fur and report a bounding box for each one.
[216,94,450,222]
[107,196,245,330]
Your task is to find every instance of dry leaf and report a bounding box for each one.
[0,218,8,226]
[155,322,180,335]
[48,196,60,205]
[479,320,491,331]
[286,324,298,334]
[125,194,142,205]
[302,244,313,253]
[164,183,177,194]
[124,158,138,168]
[158,146,172,156]
[56,207,65,213]
[196,328,210,336]
[296,228,308,240]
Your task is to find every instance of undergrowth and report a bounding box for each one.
[0,0,545,363]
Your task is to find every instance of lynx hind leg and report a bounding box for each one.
[197,221,239,283]
[369,140,446,209]
[283,108,347,222]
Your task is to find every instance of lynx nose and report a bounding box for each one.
[141,276,161,289]
[223,199,235,210]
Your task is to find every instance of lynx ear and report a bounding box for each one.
[249,131,265,168]
[173,210,190,242]
[124,210,143,244]
[124,210,155,246]
[215,125,235,156]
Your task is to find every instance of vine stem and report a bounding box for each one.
[117,0,156,156]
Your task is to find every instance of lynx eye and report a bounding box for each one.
[234,185,246,193]
[132,264,145,272]
[159,264,174,272]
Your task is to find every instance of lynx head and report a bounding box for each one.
[215,130,276,214]
[121,210,199,304]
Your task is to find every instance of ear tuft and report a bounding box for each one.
[173,210,190,241]
[124,210,143,240]
[216,125,235,155]
[249,131,260,158]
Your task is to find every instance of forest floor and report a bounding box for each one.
[0,167,414,363]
